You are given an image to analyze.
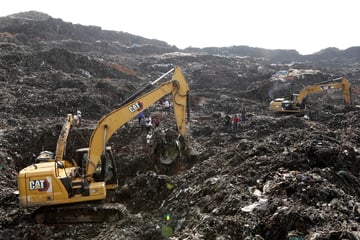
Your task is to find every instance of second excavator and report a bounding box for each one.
[269,77,352,113]
[17,66,190,223]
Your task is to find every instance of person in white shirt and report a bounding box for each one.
[145,115,152,132]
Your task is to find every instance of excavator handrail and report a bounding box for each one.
[55,111,81,162]
[86,66,190,178]
[55,114,73,161]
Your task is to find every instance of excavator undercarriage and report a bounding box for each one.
[32,201,127,224]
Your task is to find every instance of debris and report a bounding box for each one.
[1,11,360,239]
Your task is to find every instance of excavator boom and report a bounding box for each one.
[86,66,189,178]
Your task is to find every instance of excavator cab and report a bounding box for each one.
[74,147,118,188]
[280,94,306,111]
[269,97,305,112]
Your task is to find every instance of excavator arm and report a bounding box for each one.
[293,77,352,107]
[341,78,352,105]
[86,66,189,178]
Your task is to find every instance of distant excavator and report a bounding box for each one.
[17,66,190,223]
[269,77,352,113]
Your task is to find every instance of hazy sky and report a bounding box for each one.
[1,0,359,55]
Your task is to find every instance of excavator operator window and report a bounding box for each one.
[94,151,116,183]
[73,149,89,177]
[94,150,117,184]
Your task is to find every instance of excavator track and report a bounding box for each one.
[32,202,127,224]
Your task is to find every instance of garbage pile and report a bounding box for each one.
[1,11,360,240]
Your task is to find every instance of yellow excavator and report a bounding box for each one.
[17,66,190,223]
[269,77,352,113]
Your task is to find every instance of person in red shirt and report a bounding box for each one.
[232,115,240,130]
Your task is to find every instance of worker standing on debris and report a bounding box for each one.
[145,114,152,132]
[224,115,231,128]
[164,99,170,114]
[232,115,240,130]
[73,110,82,126]
[145,130,153,154]
[241,112,247,123]
[153,117,160,127]
[138,111,145,124]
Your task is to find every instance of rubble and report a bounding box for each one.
[1,11,360,240]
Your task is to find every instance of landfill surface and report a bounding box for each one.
[1,11,360,240]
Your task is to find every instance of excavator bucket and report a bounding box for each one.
[150,128,183,165]
[159,138,181,165]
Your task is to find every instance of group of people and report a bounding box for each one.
[137,112,160,132]
[137,110,162,155]
[224,112,247,131]
[137,98,172,132]
[158,98,171,114]
[137,112,153,154]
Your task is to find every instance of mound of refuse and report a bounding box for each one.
[1,11,360,240]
